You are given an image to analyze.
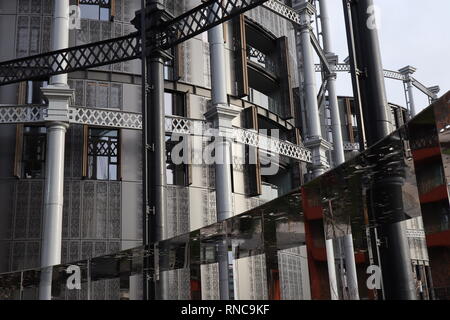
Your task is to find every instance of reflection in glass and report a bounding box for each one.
[0,98,449,300]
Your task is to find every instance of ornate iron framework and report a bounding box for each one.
[233,128,312,163]
[0,107,311,163]
[315,63,439,100]
[247,45,277,74]
[0,105,142,130]
[69,107,143,130]
[0,105,47,123]
[165,116,211,136]
[0,0,270,85]
[343,142,360,152]
[79,0,111,6]
[0,34,140,86]
[165,116,312,163]
[262,0,302,25]
[143,0,269,51]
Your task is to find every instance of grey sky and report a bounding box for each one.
[320,0,450,113]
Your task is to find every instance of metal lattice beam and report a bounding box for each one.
[315,63,438,100]
[165,116,211,136]
[411,78,438,100]
[263,0,332,74]
[0,105,311,163]
[0,34,140,85]
[79,0,110,6]
[69,107,143,130]
[0,105,47,123]
[0,0,269,85]
[315,63,350,73]
[234,128,312,163]
[343,142,360,152]
[383,69,406,81]
[165,116,312,163]
[310,33,331,74]
[0,105,142,130]
[151,0,269,50]
[262,0,301,25]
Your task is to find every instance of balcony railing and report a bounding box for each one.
[247,45,278,75]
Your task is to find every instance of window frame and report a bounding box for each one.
[20,125,47,179]
[164,90,192,186]
[234,17,294,120]
[83,126,121,181]
[78,0,113,22]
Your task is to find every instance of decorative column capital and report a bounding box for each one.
[326,53,339,79]
[326,53,339,66]
[41,85,74,123]
[204,104,240,130]
[304,136,332,173]
[398,65,417,81]
[428,85,440,96]
[297,1,316,30]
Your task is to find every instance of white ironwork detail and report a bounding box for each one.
[0,105,312,163]
[69,107,142,129]
[233,128,312,163]
[344,142,360,152]
[315,63,350,73]
[383,69,406,81]
[0,105,46,123]
[406,229,426,239]
[165,117,312,163]
[165,115,211,135]
[263,0,302,25]
[315,64,438,101]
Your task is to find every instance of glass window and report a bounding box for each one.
[22,126,47,179]
[165,135,187,186]
[87,128,119,180]
[164,91,185,117]
[80,1,111,21]
[26,81,48,104]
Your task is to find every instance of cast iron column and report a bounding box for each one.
[205,10,240,299]
[138,0,172,300]
[399,66,417,118]
[295,0,337,300]
[319,0,360,300]
[39,0,74,300]
[343,0,416,300]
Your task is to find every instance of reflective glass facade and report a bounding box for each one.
[0,94,448,300]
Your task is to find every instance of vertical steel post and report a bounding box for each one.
[137,0,172,300]
[319,0,359,299]
[204,5,240,299]
[39,0,73,300]
[343,0,416,300]
[140,0,152,301]
[296,1,331,178]
[399,66,417,117]
[318,0,345,165]
[342,234,359,299]
[207,24,235,222]
[295,0,336,299]
[342,0,366,151]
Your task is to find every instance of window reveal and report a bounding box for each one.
[87,128,119,180]
[22,126,47,179]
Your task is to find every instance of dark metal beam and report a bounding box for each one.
[343,0,417,300]
[0,33,140,85]
[136,0,269,52]
[0,0,269,86]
